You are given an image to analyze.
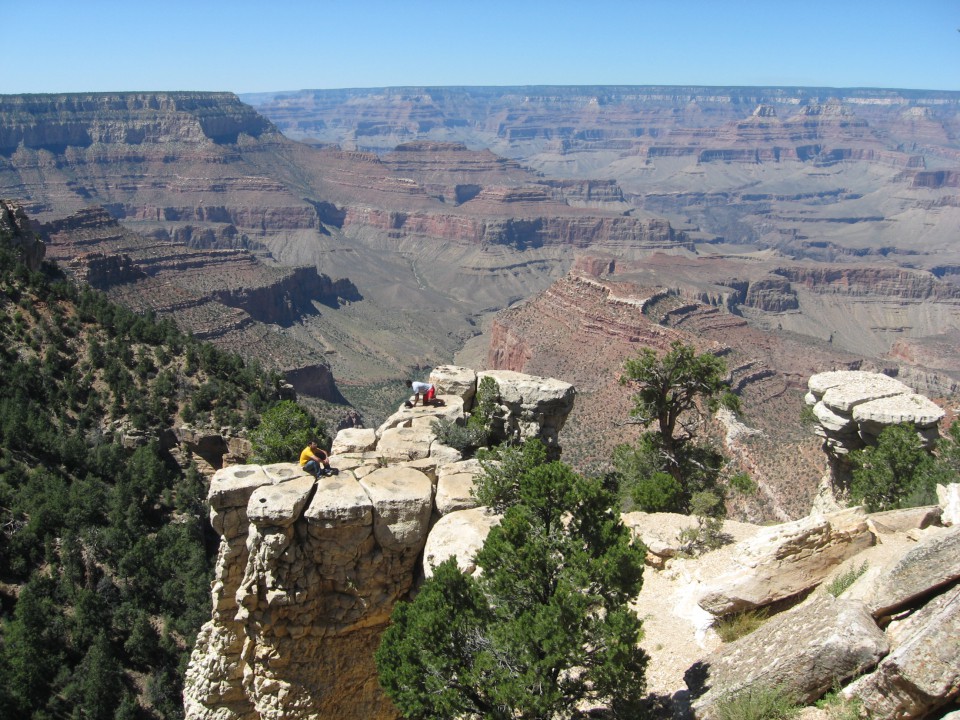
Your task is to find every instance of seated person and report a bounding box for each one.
[299,440,331,477]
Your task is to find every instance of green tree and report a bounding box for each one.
[249,399,328,463]
[377,440,648,719]
[62,631,124,720]
[615,341,736,514]
[620,340,736,469]
[849,422,948,511]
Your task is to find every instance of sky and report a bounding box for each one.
[4,1,960,95]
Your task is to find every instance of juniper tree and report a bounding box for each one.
[376,440,648,720]
[615,340,738,514]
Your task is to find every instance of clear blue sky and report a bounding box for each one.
[5,1,960,94]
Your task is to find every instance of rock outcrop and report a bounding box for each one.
[805,370,945,496]
[183,367,571,719]
[689,594,891,719]
[697,508,874,617]
[0,199,44,270]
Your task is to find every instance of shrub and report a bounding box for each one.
[249,400,327,463]
[677,490,728,555]
[714,684,800,720]
[430,418,488,454]
[849,423,947,511]
[826,561,868,597]
[714,607,770,643]
[730,471,757,494]
[431,376,500,456]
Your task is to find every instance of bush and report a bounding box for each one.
[430,376,500,456]
[430,418,488,454]
[714,607,770,643]
[849,423,947,511]
[677,490,728,555]
[249,400,327,463]
[714,684,800,720]
[826,561,868,597]
[730,471,757,495]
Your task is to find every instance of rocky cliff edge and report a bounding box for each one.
[183,366,573,720]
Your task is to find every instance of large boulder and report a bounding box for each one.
[857,525,960,619]
[358,466,434,553]
[435,459,483,516]
[376,395,465,437]
[698,508,873,617]
[477,369,575,453]
[688,594,889,719]
[331,427,378,455]
[845,584,960,720]
[376,425,437,462]
[422,506,501,577]
[428,365,478,406]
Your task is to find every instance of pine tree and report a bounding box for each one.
[376,440,648,719]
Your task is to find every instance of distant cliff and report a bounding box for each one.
[38,205,352,402]
[0,92,276,152]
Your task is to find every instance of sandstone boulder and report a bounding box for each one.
[698,508,873,617]
[331,427,378,454]
[852,392,944,440]
[435,469,481,515]
[861,525,960,618]
[845,584,960,720]
[865,505,941,536]
[376,425,436,462]
[423,506,501,577]
[939,483,960,526]
[428,365,477,405]
[429,441,465,465]
[689,595,889,719]
[247,474,316,528]
[358,466,433,553]
[477,369,575,451]
[303,474,373,529]
[376,395,465,436]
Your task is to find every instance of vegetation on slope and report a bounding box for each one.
[0,227,316,719]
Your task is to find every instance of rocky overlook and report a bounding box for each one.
[184,366,575,719]
[184,366,960,720]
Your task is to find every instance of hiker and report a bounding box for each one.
[405,378,441,407]
[299,440,331,477]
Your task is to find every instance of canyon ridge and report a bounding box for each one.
[2,86,959,518]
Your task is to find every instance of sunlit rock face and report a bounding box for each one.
[183,368,572,720]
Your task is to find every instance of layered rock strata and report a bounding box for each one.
[805,370,945,494]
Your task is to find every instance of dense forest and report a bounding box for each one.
[0,224,307,719]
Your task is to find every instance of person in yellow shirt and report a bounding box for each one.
[299,440,331,477]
